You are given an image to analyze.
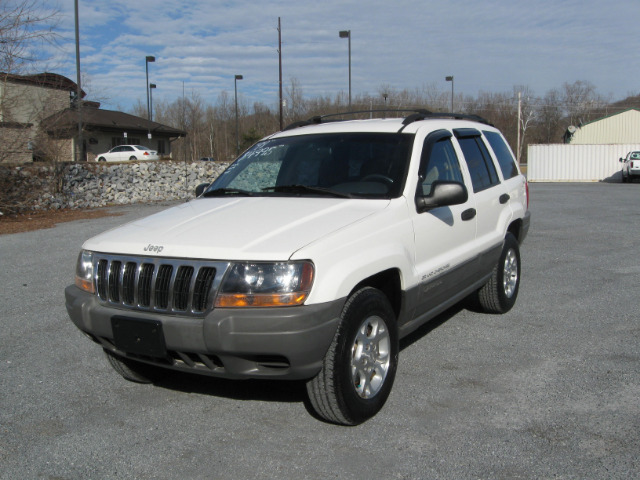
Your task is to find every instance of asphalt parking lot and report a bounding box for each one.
[1,183,638,479]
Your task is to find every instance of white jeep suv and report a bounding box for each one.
[66,111,530,425]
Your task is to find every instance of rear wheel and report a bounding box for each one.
[98,157,106,162]
[129,156,137,161]
[306,287,398,425]
[476,233,521,314]
[103,349,164,383]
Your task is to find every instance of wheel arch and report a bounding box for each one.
[351,268,403,320]
[507,218,524,244]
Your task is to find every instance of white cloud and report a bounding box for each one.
[37,0,640,111]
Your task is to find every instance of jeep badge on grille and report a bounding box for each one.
[143,244,164,253]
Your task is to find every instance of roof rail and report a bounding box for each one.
[401,112,493,127]
[282,109,492,131]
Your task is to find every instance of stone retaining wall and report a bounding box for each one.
[0,161,230,214]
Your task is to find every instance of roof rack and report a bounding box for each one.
[283,109,492,131]
[401,111,492,127]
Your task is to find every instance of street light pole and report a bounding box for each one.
[382,93,388,118]
[339,30,351,109]
[149,83,156,122]
[145,55,155,138]
[445,75,454,113]
[234,74,243,155]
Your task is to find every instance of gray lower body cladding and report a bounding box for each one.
[65,285,343,380]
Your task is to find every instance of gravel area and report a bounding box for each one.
[0,184,638,479]
[0,207,123,235]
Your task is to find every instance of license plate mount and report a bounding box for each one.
[111,316,167,358]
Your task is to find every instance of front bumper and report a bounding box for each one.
[65,285,343,380]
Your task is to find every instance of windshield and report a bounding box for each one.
[206,132,413,198]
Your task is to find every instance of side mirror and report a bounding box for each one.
[415,181,468,213]
[195,183,209,197]
[619,158,624,163]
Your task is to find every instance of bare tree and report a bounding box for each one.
[0,0,60,74]
[561,80,603,127]
[537,88,564,143]
[123,77,622,168]
[285,77,306,122]
[1,0,60,166]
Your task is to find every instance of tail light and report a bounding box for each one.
[143,151,149,156]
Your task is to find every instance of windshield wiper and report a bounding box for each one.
[202,188,255,197]
[262,185,353,198]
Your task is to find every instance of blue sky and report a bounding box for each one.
[37,0,640,112]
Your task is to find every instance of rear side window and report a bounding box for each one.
[483,131,519,180]
[457,136,500,193]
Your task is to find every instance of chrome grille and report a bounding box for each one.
[94,255,228,315]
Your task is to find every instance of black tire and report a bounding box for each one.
[476,233,521,314]
[103,349,164,384]
[306,287,398,425]
[98,157,106,162]
[129,156,137,161]
[622,173,628,183]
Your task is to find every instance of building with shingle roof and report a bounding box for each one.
[1,72,185,163]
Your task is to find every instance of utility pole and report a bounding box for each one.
[74,0,83,162]
[278,17,283,131]
[278,17,284,131]
[517,91,522,165]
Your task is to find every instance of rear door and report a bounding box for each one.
[482,129,527,218]
[454,128,511,265]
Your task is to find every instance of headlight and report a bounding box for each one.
[216,261,314,308]
[75,250,95,293]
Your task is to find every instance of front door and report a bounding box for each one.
[411,130,477,318]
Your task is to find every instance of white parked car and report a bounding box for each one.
[620,151,640,183]
[96,145,159,162]
[67,111,530,425]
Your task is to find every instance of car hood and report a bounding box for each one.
[83,197,390,260]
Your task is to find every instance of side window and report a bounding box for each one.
[483,131,519,180]
[457,136,500,193]
[420,137,464,196]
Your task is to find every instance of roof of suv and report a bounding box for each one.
[274,110,495,138]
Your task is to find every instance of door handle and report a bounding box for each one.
[461,208,476,221]
[499,193,510,204]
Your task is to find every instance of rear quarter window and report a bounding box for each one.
[483,131,519,180]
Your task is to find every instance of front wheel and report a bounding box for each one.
[306,287,398,425]
[476,233,521,314]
